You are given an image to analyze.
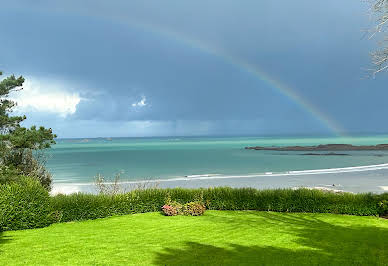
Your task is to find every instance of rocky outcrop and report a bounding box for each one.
[300,152,350,156]
[245,144,388,151]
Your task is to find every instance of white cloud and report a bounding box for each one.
[131,95,147,107]
[9,77,81,117]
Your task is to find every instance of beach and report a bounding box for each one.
[51,164,388,194]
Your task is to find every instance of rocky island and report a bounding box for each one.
[245,144,388,151]
[300,152,350,156]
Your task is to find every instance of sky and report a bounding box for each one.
[1,0,387,138]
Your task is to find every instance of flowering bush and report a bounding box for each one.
[183,202,206,216]
[161,201,206,216]
[161,205,178,216]
[163,194,184,216]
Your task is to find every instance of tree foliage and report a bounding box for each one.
[369,0,388,75]
[0,72,25,133]
[0,71,56,189]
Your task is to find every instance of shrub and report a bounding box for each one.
[20,150,53,191]
[0,165,21,184]
[161,205,178,216]
[183,202,206,216]
[0,177,57,231]
[94,172,160,195]
[162,201,205,216]
[94,172,123,195]
[164,193,183,215]
[378,200,388,217]
[0,150,52,190]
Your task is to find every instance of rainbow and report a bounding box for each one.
[79,12,346,136]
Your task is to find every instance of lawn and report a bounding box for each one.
[1,211,387,265]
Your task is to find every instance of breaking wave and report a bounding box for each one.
[53,163,388,187]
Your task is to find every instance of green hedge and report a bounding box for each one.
[51,187,388,223]
[2,183,387,231]
[0,177,57,231]
[51,190,168,222]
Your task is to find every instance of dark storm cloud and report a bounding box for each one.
[0,7,291,120]
[1,0,387,137]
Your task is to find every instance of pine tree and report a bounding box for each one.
[0,71,56,189]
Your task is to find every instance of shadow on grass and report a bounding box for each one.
[154,212,388,265]
[0,231,12,253]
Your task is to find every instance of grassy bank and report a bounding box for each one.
[1,211,387,265]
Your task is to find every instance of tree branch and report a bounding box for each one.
[367,0,388,76]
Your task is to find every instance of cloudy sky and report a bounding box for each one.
[1,0,387,138]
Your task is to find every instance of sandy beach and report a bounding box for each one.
[52,164,388,195]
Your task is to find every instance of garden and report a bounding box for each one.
[0,177,387,264]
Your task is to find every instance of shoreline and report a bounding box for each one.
[51,163,388,195]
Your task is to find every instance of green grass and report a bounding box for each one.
[1,211,387,265]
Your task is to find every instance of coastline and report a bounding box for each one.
[48,135,388,187]
[51,163,388,195]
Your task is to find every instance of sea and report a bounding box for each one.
[47,135,388,194]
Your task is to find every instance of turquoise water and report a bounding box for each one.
[47,135,388,184]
